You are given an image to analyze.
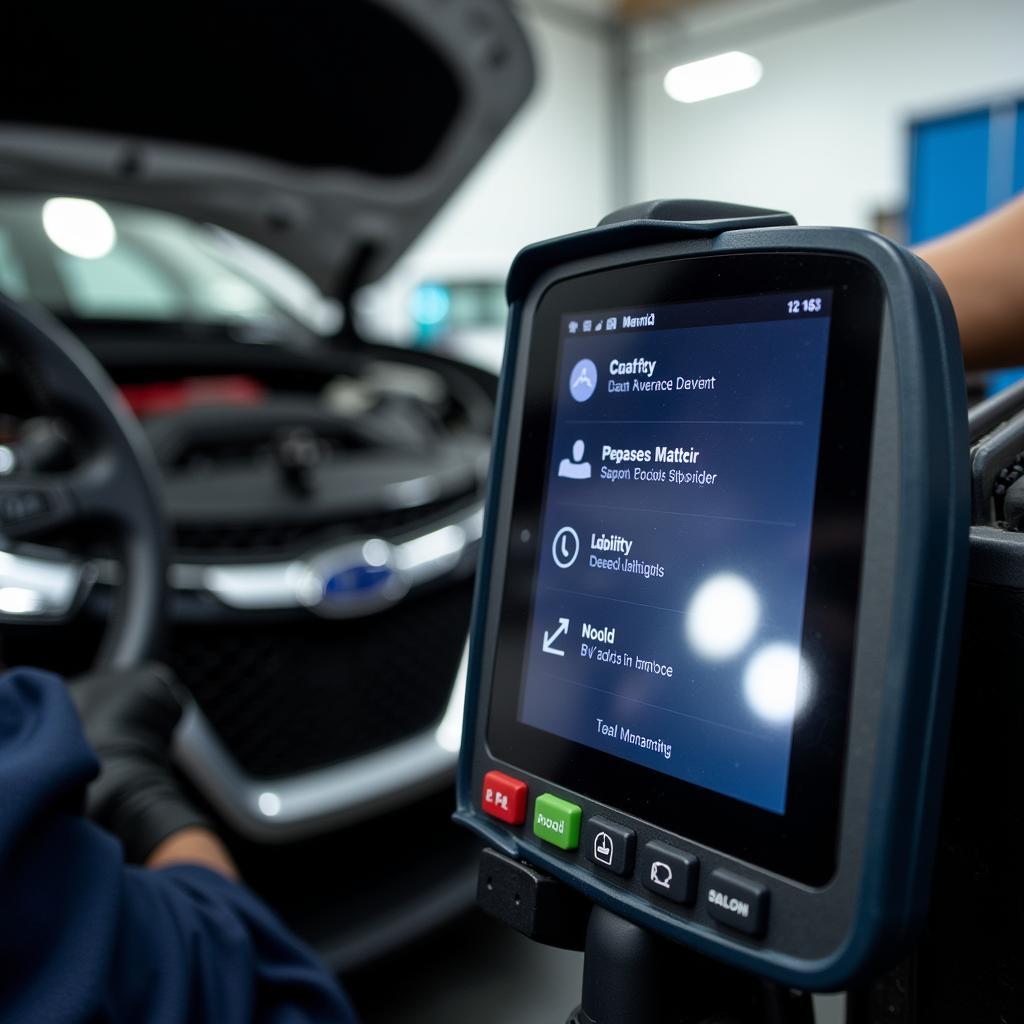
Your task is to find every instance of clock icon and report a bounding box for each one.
[551,526,580,569]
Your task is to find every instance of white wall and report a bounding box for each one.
[364,0,1024,349]
[630,0,1024,230]
[362,6,615,342]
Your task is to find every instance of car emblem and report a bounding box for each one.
[294,539,408,618]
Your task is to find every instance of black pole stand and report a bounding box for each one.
[477,848,814,1024]
[567,905,813,1024]
[567,906,665,1024]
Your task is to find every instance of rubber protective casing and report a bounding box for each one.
[455,201,969,990]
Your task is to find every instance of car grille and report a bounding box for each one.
[175,520,335,555]
[168,579,473,777]
[173,493,479,557]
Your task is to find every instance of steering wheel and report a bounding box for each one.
[0,295,166,668]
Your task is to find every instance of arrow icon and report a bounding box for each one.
[542,617,570,656]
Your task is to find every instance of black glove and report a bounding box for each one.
[71,662,210,865]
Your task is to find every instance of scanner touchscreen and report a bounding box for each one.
[521,291,832,815]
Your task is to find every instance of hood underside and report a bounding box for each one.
[0,0,534,297]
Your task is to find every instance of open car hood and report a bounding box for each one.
[0,0,533,297]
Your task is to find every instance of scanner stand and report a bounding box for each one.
[477,847,813,1024]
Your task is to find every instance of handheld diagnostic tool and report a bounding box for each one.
[455,201,969,991]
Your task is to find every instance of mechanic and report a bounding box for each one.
[918,192,1024,370]
[0,663,359,1023]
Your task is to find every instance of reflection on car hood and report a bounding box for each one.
[0,0,533,298]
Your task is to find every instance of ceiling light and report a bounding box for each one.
[664,51,763,104]
[42,197,117,259]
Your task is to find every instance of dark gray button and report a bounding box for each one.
[705,870,769,936]
[639,842,698,904]
[583,817,635,876]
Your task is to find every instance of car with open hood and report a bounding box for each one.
[0,0,533,970]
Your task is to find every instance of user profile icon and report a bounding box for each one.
[569,358,598,402]
[558,439,592,480]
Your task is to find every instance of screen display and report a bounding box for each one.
[518,292,832,814]
[487,253,882,883]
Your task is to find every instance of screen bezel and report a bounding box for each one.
[485,251,884,886]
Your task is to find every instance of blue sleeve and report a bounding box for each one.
[0,668,359,1024]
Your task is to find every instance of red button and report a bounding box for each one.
[481,770,528,825]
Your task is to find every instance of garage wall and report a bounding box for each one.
[629,0,1024,230]
[363,5,615,341]
[365,0,1024,345]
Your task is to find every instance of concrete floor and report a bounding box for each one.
[344,909,845,1023]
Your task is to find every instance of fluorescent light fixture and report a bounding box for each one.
[664,51,763,104]
[42,197,117,259]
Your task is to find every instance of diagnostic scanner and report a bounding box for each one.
[455,200,968,990]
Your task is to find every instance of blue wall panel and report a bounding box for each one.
[908,109,991,243]
[1015,101,1024,194]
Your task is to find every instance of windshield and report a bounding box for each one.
[0,193,340,341]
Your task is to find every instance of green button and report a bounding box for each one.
[533,793,582,850]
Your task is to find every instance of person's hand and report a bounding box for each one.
[70,663,211,865]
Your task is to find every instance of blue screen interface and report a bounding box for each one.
[519,291,833,814]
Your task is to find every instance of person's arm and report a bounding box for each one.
[0,667,357,1023]
[146,825,238,878]
[71,663,237,879]
[916,193,1024,371]
[70,662,218,867]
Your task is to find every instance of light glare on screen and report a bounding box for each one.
[685,572,760,660]
[743,643,812,723]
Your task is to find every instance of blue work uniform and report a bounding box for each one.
[0,668,359,1023]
